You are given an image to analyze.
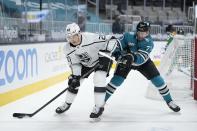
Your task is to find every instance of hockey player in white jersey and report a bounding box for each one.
[55,23,118,119]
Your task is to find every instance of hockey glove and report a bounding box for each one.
[118,53,134,69]
[68,75,81,89]
[113,51,122,61]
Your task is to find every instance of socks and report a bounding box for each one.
[151,75,173,103]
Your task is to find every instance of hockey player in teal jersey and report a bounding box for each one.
[105,21,180,112]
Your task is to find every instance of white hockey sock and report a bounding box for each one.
[94,92,106,107]
[93,71,107,107]
[65,91,77,104]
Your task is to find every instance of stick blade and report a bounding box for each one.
[13,113,32,118]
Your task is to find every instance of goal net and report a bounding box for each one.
[146,35,197,101]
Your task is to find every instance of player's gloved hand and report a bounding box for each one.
[68,75,81,89]
[117,53,134,69]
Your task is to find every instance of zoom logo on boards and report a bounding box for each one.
[0,48,38,86]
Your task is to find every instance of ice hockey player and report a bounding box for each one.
[105,21,181,112]
[165,24,176,50]
[55,23,118,119]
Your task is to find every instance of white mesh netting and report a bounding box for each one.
[146,35,195,101]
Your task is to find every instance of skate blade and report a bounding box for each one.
[90,117,101,122]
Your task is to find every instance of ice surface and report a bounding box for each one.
[1,70,197,131]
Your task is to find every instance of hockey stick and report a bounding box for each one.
[13,64,101,119]
[13,88,68,118]
[99,52,116,63]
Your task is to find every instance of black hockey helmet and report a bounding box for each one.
[177,29,184,35]
[136,21,151,32]
[166,24,175,33]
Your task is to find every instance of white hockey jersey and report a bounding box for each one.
[65,32,117,76]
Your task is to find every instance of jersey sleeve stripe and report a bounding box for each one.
[67,50,76,56]
[105,41,117,52]
[100,50,111,53]
[138,50,149,59]
[117,39,123,51]
[136,52,146,61]
[138,49,149,56]
[81,40,106,47]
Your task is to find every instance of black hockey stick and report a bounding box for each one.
[13,88,68,118]
[13,63,100,119]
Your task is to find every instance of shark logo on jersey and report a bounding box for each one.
[76,52,92,63]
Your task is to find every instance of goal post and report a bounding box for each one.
[194,36,197,100]
[146,34,196,101]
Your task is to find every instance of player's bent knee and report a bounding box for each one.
[110,75,125,87]
[68,87,79,94]
[150,75,165,87]
[114,65,130,78]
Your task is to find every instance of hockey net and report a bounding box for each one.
[146,35,197,101]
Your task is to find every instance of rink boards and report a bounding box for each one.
[0,41,166,106]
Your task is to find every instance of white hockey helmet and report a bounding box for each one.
[65,23,80,38]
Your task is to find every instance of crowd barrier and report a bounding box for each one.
[0,17,194,43]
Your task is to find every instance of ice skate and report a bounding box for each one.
[89,106,104,122]
[167,101,181,112]
[55,102,71,114]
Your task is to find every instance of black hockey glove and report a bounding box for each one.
[68,75,81,89]
[118,53,134,69]
[113,51,121,61]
